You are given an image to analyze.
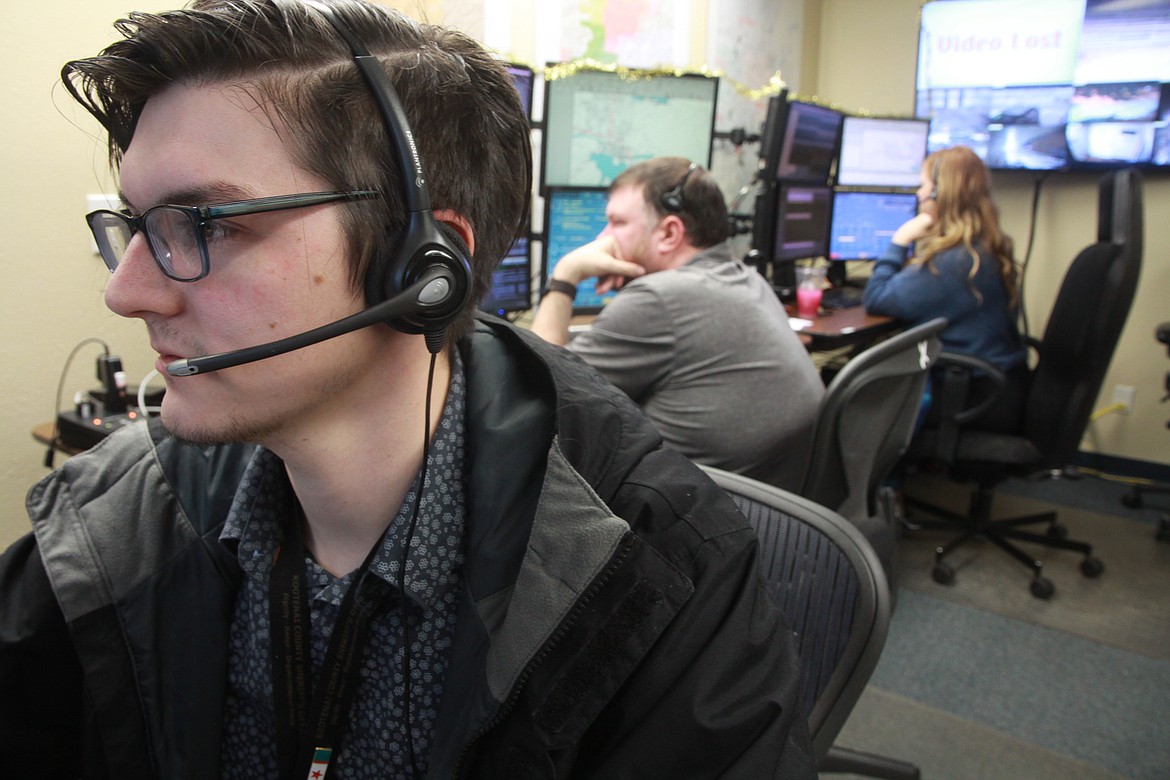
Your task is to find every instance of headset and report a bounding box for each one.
[928,154,942,201]
[660,163,698,213]
[167,0,472,375]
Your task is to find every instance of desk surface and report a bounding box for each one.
[569,304,897,351]
[32,422,84,456]
[789,304,899,350]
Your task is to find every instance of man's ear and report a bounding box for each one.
[654,213,687,253]
[434,209,475,256]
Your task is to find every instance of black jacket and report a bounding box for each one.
[0,316,814,779]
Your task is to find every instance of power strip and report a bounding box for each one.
[56,406,143,451]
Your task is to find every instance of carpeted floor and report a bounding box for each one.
[825,471,1170,780]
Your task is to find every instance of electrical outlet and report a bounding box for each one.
[1112,384,1136,415]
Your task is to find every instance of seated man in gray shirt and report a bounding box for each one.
[531,157,824,491]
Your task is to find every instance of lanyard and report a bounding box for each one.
[269,518,394,780]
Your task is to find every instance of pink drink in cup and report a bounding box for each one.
[796,284,823,318]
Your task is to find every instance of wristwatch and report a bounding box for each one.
[543,277,577,301]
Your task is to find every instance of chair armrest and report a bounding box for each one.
[925,352,1006,463]
[935,352,1006,426]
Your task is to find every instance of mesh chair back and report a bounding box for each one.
[701,466,890,760]
[801,318,946,525]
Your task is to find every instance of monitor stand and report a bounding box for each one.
[826,261,848,289]
[772,260,796,303]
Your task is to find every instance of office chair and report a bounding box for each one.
[799,317,947,579]
[702,465,920,780]
[1120,321,1170,541]
[902,168,1144,599]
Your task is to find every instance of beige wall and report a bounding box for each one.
[811,0,1170,472]
[0,1,177,550]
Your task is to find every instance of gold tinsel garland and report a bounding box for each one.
[539,58,786,103]
[530,58,914,120]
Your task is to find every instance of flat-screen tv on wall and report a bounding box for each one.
[915,0,1170,172]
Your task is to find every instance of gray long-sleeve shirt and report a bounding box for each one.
[569,241,824,491]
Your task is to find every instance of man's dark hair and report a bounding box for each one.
[62,0,532,344]
[610,156,729,248]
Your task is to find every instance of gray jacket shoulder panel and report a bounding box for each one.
[27,421,194,623]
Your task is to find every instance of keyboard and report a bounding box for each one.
[820,285,866,310]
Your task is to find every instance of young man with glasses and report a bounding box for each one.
[0,2,814,778]
[531,157,825,493]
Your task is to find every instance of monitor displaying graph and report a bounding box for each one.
[836,116,930,188]
[828,190,919,261]
[541,67,718,188]
[541,187,612,313]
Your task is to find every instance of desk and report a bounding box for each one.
[32,422,85,457]
[789,305,899,352]
[561,306,898,352]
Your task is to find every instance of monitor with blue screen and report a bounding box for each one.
[829,191,920,261]
[480,236,532,316]
[542,187,612,313]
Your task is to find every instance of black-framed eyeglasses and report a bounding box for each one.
[85,190,381,282]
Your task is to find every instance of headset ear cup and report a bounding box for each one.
[364,214,473,336]
[430,222,473,321]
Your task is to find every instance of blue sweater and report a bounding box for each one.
[863,242,1027,372]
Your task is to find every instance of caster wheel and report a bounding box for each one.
[1122,492,1142,509]
[1080,557,1105,578]
[1030,577,1055,600]
[1046,522,1069,540]
[931,561,955,585]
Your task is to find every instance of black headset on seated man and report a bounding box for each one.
[660,162,699,213]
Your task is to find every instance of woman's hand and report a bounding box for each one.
[892,212,935,247]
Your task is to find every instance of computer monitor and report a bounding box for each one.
[506,62,535,121]
[542,187,612,313]
[836,116,931,188]
[541,67,718,188]
[480,236,532,316]
[773,184,833,262]
[755,90,790,180]
[775,101,844,183]
[828,190,920,262]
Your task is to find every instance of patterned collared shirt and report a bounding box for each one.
[219,356,467,779]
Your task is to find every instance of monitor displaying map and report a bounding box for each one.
[541,67,719,188]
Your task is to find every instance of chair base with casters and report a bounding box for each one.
[820,746,920,780]
[902,474,1104,600]
[1122,485,1170,541]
